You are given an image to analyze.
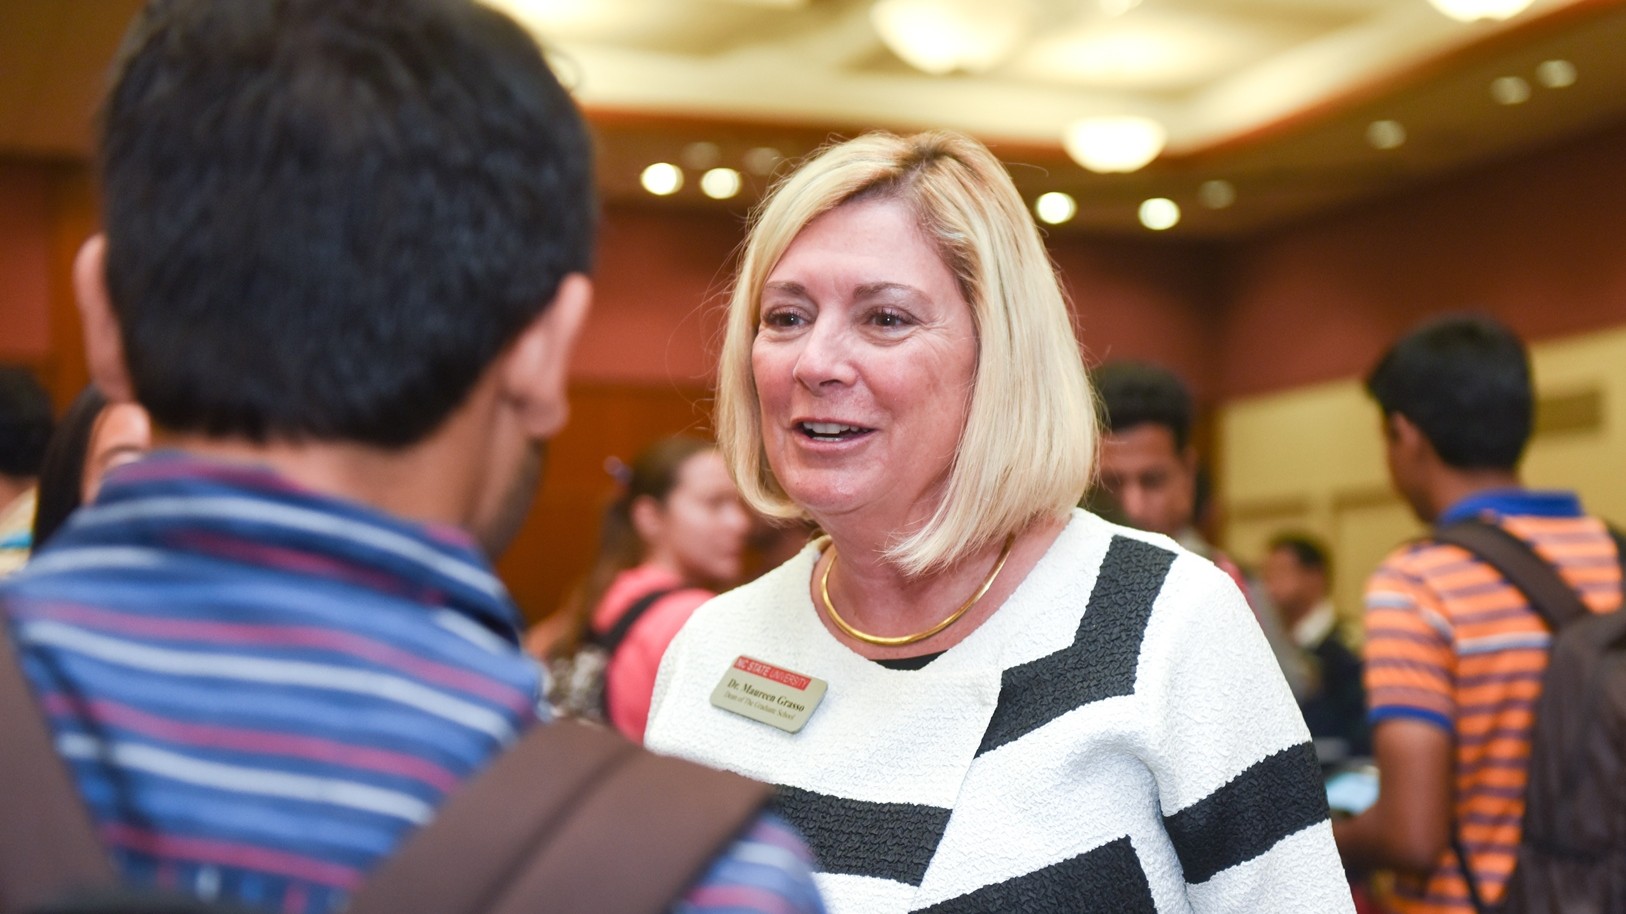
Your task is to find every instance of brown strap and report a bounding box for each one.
[351,720,771,914]
[0,615,116,914]
[1434,520,1589,630]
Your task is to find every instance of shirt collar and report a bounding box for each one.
[1437,488,1583,526]
[1292,599,1337,649]
[76,451,523,643]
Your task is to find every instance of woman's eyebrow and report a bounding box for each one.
[762,280,808,298]
[855,281,925,301]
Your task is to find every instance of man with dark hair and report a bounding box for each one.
[0,365,53,574]
[1092,361,1197,541]
[0,2,822,912]
[1262,532,1369,768]
[1333,315,1621,914]
[1093,360,1308,695]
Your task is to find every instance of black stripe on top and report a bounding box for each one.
[1163,741,1330,884]
[913,836,1158,914]
[772,786,951,886]
[977,535,1175,756]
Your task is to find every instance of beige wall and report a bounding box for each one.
[1218,322,1626,631]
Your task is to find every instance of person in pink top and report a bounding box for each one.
[543,436,752,741]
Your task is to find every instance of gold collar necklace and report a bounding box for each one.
[819,534,1016,647]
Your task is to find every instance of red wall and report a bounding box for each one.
[0,162,54,363]
[1218,118,1626,398]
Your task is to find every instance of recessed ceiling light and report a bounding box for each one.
[1536,59,1577,89]
[1366,120,1407,150]
[1034,192,1077,225]
[1198,180,1235,210]
[701,167,743,200]
[1063,116,1166,174]
[1490,76,1531,105]
[640,163,683,196]
[744,147,783,176]
[682,142,721,170]
[1139,198,1180,231]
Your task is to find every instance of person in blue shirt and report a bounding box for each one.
[0,2,823,912]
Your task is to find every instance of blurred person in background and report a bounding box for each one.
[647,130,1351,913]
[1262,532,1369,769]
[31,386,152,550]
[0,365,54,574]
[1093,359,1309,698]
[538,435,751,741]
[1333,315,1622,913]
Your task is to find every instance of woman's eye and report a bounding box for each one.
[870,309,909,328]
[761,309,805,328]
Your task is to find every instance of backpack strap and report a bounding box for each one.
[1433,518,1604,914]
[0,616,116,914]
[349,719,772,914]
[1433,519,1589,631]
[590,587,682,657]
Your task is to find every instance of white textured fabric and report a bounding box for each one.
[647,510,1354,914]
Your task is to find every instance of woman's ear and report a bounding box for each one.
[74,235,137,403]
[629,494,665,544]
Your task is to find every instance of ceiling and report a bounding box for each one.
[4,0,1625,237]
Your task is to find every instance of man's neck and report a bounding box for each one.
[153,433,480,532]
[1427,467,1523,524]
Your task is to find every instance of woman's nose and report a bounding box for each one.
[792,319,857,389]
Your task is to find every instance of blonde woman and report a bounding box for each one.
[646,132,1351,914]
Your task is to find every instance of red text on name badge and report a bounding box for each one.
[734,656,812,691]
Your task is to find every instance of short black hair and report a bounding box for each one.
[1093,360,1194,451]
[99,0,594,447]
[1268,532,1330,579]
[0,366,53,479]
[1365,315,1531,471]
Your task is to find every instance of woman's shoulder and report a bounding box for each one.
[1050,509,1231,586]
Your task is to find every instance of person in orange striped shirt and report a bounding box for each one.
[1332,315,1623,913]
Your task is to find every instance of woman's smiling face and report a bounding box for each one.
[751,197,978,534]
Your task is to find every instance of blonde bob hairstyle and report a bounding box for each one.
[716,130,1097,576]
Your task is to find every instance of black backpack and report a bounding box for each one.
[1432,520,1626,914]
[545,587,680,720]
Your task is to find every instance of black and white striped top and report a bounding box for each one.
[648,510,1352,913]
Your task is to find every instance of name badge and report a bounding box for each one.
[710,655,827,734]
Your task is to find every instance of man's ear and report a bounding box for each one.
[73,235,136,403]
[500,273,593,439]
[1390,413,1428,459]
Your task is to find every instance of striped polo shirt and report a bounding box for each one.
[1363,489,1622,914]
[1,453,824,914]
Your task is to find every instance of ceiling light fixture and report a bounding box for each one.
[1366,120,1407,150]
[1034,192,1077,225]
[1536,59,1577,88]
[640,163,683,196]
[701,168,743,200]
[1490,76,1531,105]
[743,147,783,176]
[1198,180,1236,210]
[1424,0,1534,22]
[870,0,1032,75]
[1139,198,1180,231]
[1062,116,1166,173]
